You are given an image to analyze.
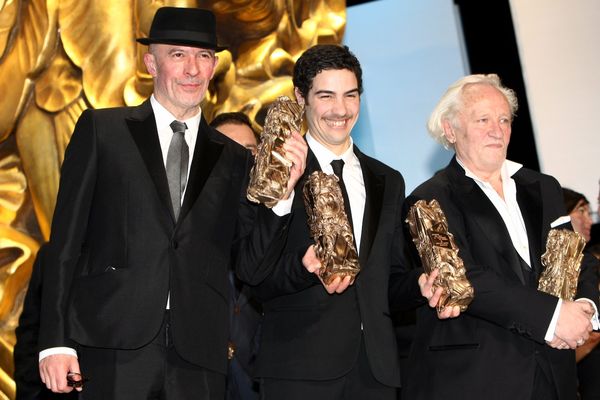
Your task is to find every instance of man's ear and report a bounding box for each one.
[442,119,456,144]
[294,87,305,106]
[143,52,157,77]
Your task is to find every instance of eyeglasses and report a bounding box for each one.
[66,372,89,388]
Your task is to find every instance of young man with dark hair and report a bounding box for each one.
[251,44,406,399]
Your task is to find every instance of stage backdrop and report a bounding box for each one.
[343,0,468,195]
[510,0,600,217]
[344,0,599,215]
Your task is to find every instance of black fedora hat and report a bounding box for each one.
[137,7,227,51]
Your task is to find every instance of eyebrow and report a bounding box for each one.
[314,88,360,96]
[167,47,214,55]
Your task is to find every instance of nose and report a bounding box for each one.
[184,57,200,76]
[489,120,505,139]
[584,211,593,225]
[331,97,349,116]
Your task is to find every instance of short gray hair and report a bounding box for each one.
[427,74,518,149]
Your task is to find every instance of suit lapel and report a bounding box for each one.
[356,149,384,267]
[179,116,224,222]
[514,172,543,277]
[447,158,526,284]
[126,100,174,221]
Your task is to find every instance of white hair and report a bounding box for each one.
[426,74,518,149]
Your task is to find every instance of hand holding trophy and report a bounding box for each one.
[406,199,474,312]
[247,96,304,207]
[303,171,360,285]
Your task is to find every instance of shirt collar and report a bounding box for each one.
[456,157,523,184]
[306,132,355,167]
[150,95,202,130]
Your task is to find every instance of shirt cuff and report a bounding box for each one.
[271,191,295,216]
[576,298,600,330]
[39,347,78,362]
[545,298,562,341]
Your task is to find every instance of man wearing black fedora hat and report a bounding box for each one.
[35,6,307,399]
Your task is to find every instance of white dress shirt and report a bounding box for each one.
[457,158,531,266]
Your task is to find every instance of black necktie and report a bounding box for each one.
[330,159,354,229]
[167,120,189,220]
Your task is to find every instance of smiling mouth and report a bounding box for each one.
[179,81,202,88]
[325,119,349,128]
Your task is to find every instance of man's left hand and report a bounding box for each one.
[302,244,353,294]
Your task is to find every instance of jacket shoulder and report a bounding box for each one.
[356,150,404,182]
[409,168,453,200]
[514,167,561,187]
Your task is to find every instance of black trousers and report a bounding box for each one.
[531,356,558,400]
[260,335,396,400]
[578,346,600,400]
[77,312,225,400]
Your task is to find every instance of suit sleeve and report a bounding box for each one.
[233,152,295,286]
[39,109,98,350]
[249,193,321,302]
[388,174,426,312]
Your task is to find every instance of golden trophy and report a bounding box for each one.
[247,96,304,208]
[538,229,586,300]
[303,171,360,284]
[406,199,474,311]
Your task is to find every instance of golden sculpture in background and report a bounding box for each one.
[303,171,360,285]
[247,95,304,207]
[538,229,586,301]
[0,1,345,397]
[406,199,474,312]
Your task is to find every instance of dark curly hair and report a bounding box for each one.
[293,44,363,101]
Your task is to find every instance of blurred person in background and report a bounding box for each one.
[210,112,261,400]
[563,188,600,399]
[563,188,593,242]
[588,180,600,248]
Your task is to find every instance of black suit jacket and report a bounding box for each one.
[391,157,599,400]
[252,146,405,387]
[39,100,285,374]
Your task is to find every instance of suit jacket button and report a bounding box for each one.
[227,341,236,360]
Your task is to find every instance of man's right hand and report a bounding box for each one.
[553,300,594,349]
[39,354,82,393]
[418,269,460,319]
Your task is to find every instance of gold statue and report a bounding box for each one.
[0,1,345,397]
[538,229,586,301]
[303,171,360,285]
[247,96,304,207]
[406,199,474,312]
